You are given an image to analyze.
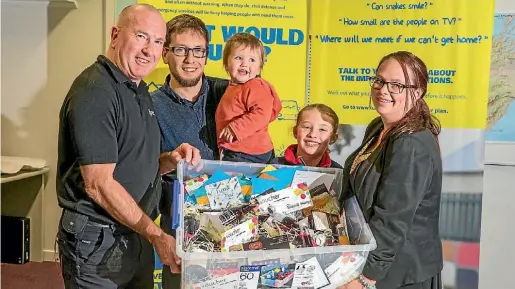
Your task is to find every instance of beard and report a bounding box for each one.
[171,70,202,87]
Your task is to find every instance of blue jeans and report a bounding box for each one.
[221,149,274,164]
[57,210,154,289]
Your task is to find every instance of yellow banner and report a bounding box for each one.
[139,0,309,155]
[309,0,495,129]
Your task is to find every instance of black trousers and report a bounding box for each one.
[377,273,443,289]
[162,267,182,289]
[57,210,155,289]
[160,214,182,289]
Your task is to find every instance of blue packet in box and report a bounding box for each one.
[238,175,253,203]
[204,170,233,185]
[250,167,299,197]
[250,178,289,196]
[191,170,232,207]
[263,167,298,184]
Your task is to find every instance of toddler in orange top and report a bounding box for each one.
[215,33,282,163]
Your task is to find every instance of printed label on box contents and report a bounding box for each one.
[192,271,240,289]
[242,235,290,251]
[189,255,363,289]
[206,259,240,277]
[257,184,312,214]
[325,253,366,286]
[235,265,261,289]
[221,217,258,251]
[292,257,330,289]
[205,176,242,209]
[259,263,296,288]
[291,171,335,191]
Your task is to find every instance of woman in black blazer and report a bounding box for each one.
[339,51,443,289]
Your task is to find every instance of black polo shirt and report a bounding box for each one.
[56,55,161,224]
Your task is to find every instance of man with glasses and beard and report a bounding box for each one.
[151,14,229,288]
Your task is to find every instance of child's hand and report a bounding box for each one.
[219,126,236,143]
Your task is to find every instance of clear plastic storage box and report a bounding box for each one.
[175,160,377,289]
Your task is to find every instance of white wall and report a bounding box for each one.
[484,142,515,166]
[479,0,515,288]
[494,0,515,14]
[479,165,515,289]
[1,0,108,260]
[442,173,483,194]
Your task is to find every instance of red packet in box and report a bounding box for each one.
[242,235,291,251]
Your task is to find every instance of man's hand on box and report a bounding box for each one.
[152,232,181,273]
[160,143,201,174]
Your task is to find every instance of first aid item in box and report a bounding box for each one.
[175,160,377,289]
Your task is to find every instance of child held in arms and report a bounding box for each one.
[270,104,343,168]
[215,32,282,163]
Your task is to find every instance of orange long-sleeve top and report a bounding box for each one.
[215,77,282,155]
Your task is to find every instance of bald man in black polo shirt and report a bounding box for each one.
[56,4,199,289]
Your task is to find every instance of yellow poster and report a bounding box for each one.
[139,0,309,155]
[309,0,495,128]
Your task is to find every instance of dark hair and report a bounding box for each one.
[222,33,266,69]
[295,104,339,144]
[164,14,209,48]
[376,51,441,140]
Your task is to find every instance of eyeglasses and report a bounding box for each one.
[368,76,416,94]
[165,46,207,58]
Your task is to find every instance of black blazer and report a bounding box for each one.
[339,117,443,288]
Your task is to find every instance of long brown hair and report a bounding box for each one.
[376,51,441,140]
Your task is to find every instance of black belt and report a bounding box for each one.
[62,209,133,234]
